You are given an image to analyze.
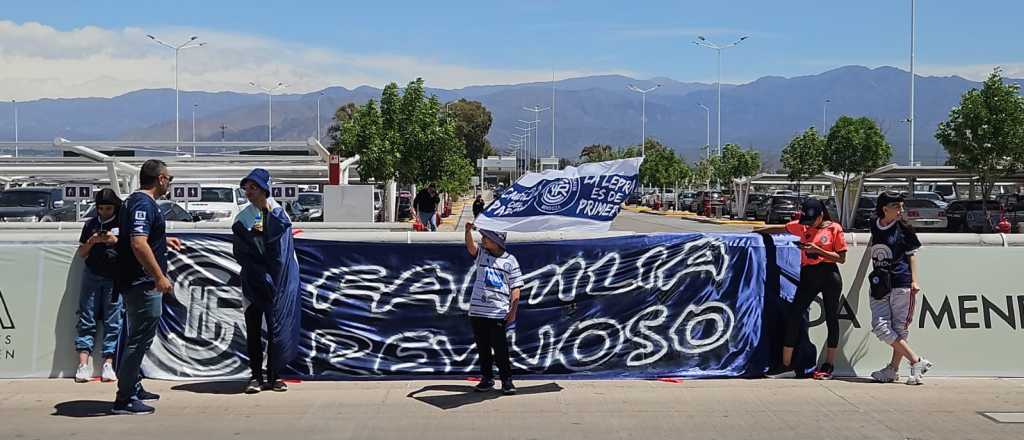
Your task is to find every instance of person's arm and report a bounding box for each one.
[807,244,846,264]
[753,225,787,234]
[464,222,478,257]
[507,287,521,324]
[909,254,920,293]
[131,235,172,293]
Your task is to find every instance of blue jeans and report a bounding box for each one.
[418,211,437,231]
[115,283,163,402]
[75,267,123,357]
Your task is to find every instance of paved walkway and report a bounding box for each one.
[6,378,1023,439]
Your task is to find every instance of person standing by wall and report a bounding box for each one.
[472,194,486,218]
[755,198,847,379]
[464,222,522,395]
[868,191,933,385]
[232,169,302,394]
[112,159,183,415]
[413,184,441,231]
[74,188,123,383]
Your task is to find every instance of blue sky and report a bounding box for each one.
[2,0,1023,99]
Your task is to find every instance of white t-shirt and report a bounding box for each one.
[468,250,524,319]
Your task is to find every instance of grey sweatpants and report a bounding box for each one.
[870,287,915,345]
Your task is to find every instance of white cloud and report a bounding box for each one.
[0,21,628,101]
[915,63,1024,81]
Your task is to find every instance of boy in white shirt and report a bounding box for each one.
[464,222,523,395]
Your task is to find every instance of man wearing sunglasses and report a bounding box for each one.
[112,159,184,415]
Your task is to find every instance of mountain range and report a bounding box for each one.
[2,66,1020,166]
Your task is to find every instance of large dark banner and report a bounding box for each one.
[143,233,804,380]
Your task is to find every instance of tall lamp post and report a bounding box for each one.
[191,104,198,157]
[697,103,711,160]
[823,98,831,132]
[694,35,749,157]
[11,100,17,158]
[627,84,661,156]
[909,0,916,166]
[516,124,535,172]
[249,81,286,147]
[146,34,206,153]
[522,106,549,169]
[316,91,325,142]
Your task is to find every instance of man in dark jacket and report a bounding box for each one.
[413,185,440,231]
[472,195,486,218]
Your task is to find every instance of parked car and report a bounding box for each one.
[902,191,947,209]
[757,195,802,224]
[297,192,323,222]
[661,189,677,209]
[678,192,697,211]
[735,193,769,219]
[187,185,246,222]
[87,199,199,222]
[626,192,642,205]
[396,193,413,221]
[0,187,78,222]
[903,199,947,230]
[852,195,879,230]
[689,191,724,214]
[946,200,1003,233]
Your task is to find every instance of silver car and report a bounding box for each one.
[903,199,947,230]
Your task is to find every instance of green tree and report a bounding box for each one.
[936,68,1024,217]
[781,127,827,194]
[338,100,398,182]
[825,116,893,221]
[447,99,494,161]
[578,144,617,163]
[717,143,761,185]
[326,102,359,153]
[638,138,686,189]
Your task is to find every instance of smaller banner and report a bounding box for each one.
[475,157,642,232]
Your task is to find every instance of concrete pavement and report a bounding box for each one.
[613,210,754,233]
[5,378,1023,439]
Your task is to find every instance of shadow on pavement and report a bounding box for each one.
[171,380,245,395]
[52,400,114,418]
[407,382,563,410]
[832,377,879,384]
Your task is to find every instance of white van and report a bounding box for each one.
[187,185,246,222]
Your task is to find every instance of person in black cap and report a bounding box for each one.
[232,168,302,394]
[73,188,124,384]
[867,191,932,385]
[755,197,847,379]
[472,194,486,218]
[464,221,523,395]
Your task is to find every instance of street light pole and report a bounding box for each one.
[627,84,661,156]
[11,100,17,158]
[695,35,749,157]
[698,103,711,160]
[249,81,286,148]
[147,34,206,153]
[191,104,198,157]
[317,92,324,142]
[823,98,831,132]
[909,0,916,166]
[522,106,549,170]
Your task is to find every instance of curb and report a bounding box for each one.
[680,216,765,226]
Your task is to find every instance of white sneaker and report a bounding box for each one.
[74,364,91,383]
[907,358,933,385]
[870,364,899,383]
[101,363,118,382]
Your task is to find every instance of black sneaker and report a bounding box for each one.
[474,378,495,392]
[136,388,160,401]
[501,380,516,395]
[271,380,288,392]
[245,379,262,394]
[111,399,155,415]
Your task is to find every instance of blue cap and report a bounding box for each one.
[240,168,271,195]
